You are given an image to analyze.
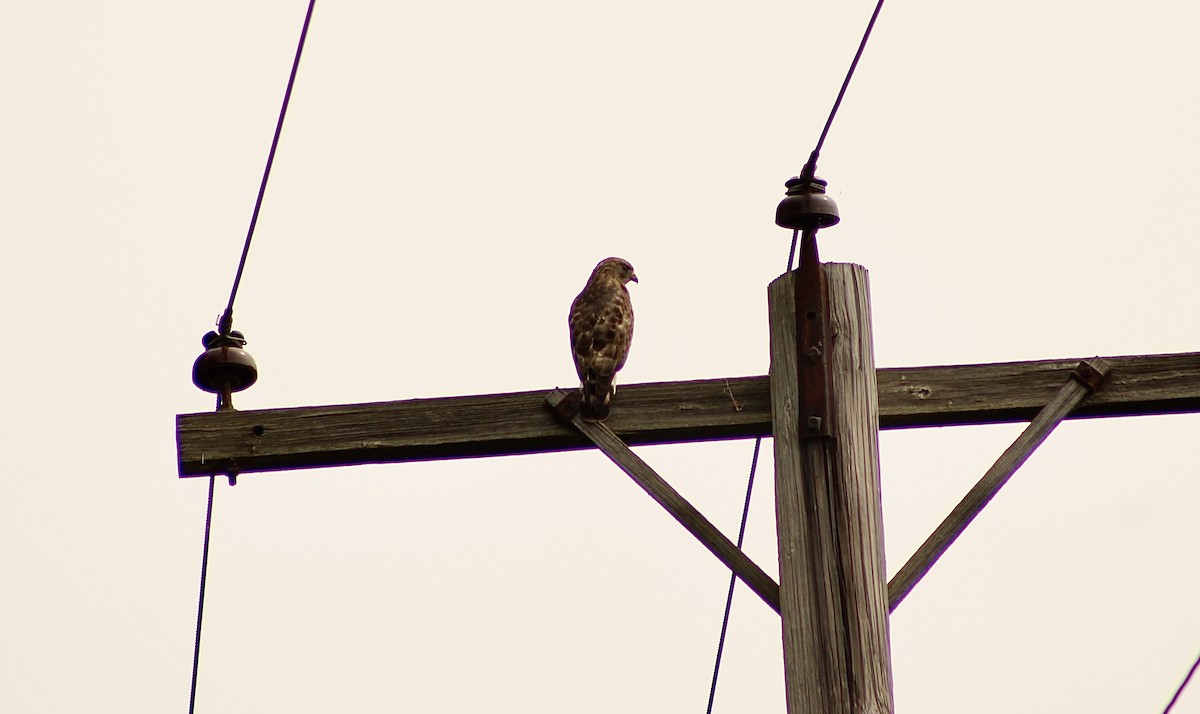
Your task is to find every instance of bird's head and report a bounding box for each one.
[594,257,638,286]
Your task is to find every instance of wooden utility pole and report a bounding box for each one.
[769,263,893,713]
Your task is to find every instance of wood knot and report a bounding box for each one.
[904,385,933,400]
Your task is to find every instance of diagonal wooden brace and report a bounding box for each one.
[546,389,781,614]
[887,358,1113,611]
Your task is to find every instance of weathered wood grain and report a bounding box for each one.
[177,352,1200,476]
[769,265,893,714]
[876,352,1199,427]
[545,389,781,614]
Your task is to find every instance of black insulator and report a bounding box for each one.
[192,330,258,409]
[775,175,841,231]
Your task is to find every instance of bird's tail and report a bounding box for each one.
[581,369,614,421]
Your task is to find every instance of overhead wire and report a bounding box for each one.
[783,0,885,271]
[218,0,317,336]
[190,3,317,710]
[705,438,762,714]
[805,0,888,172]
[188,476,217,714]
[1162,650,1200,714]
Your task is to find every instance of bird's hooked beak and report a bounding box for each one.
[629,272,638,284]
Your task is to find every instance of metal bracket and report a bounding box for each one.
[794,229,835,439]
[1071,359,1107,393]
[552,389,584,420]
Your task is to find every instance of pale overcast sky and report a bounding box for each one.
[3,1,1199,712]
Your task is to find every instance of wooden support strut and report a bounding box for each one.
[544,389,782,614]
[886,358,1113,611]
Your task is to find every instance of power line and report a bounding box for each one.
[188,476,217,714]
[784,0,887,270]
[1163,650,1200,714]
[705,437,762,714]
[190,4,317,709]
[219,0,317,337]
[803,0,888,175]
[787,229,799,272]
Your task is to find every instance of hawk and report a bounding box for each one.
[569,257,637,420]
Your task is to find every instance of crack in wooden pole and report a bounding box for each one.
[887,358,1113,612]
[545,389,781,614]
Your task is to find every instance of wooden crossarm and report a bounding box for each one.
[176,352,1200,477]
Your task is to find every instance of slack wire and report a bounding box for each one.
[705,437,763,714]
[189,475,217,714]
[220,0,317,335]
